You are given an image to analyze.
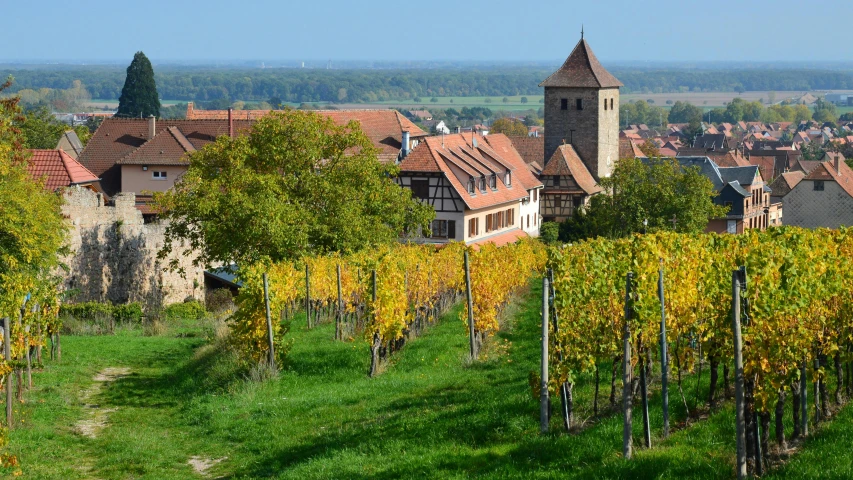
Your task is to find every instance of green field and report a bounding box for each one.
[7,286,853,478]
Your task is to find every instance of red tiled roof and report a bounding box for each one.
[768,170,804,197]
[540,38,623,88]
[117,126,196,165]
[185,103,427,163]
[469,228,529,250]
[507,135,544,166]
[78,118,252,194]
[805,160,853,198]
[399,133,540,211]
[541,144,602,195]
[26,149,99,191]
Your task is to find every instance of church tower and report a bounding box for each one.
[541,34,622,180]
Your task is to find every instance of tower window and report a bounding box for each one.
[560,99,568,110]
[610,98,614,110]
[576,99,583,110]
[604,98,607,111]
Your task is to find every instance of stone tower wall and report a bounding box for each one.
[544,86,620,181]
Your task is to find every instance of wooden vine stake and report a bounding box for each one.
[304,264,312,329]
[263,273,276,370]
[3,317,11,428]
[464,250,477,360]
[622,272,633,460]
[732,268,747,480]
[368,270,380,377]
[336,264,343,341]
[658,261,670,438]
[540,275,550,434]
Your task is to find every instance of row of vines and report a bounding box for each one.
[549,227,853,476]
[230,239,546,375]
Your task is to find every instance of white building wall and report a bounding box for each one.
[519,187,542,237]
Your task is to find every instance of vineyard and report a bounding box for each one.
[547,227,853,477]
[229,239,547,376]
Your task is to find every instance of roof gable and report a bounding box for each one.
[539,38,623,88]
[542,144,603,195]
[27,149,99,191]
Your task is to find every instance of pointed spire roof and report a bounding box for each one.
[539,38,623,88]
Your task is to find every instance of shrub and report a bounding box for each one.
[206,289,236,314]
[540,222,560,244]
[113,303,143,323]
[163,300,207,322]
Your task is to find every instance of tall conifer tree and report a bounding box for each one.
[117,52,161,118]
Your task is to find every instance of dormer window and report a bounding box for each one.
[505,170,511,186]
[489,173,497,190]
[479,176,486,192]
[467,177,475,194]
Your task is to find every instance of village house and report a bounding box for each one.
[671,157,777,233]
[26,149,100,193]
[78,108,427,208]
[783,156,853,229]
[396,132,543,245]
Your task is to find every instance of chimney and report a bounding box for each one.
[401,130,410,158]
[147,115,156,140]
[228,108,234,139]
[835,154,841,176]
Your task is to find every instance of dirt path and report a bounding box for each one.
[188,455,228,477]
[74,367,131,438]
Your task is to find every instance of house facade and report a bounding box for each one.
[539,144,603,223]
[397,133,543,245]
[783,157,853,229]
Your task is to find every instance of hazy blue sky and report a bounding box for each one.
[3,0,851,63]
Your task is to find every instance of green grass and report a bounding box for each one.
[9,289,853,478]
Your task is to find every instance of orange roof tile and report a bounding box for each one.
[539,38,623,88]
[117,126,196,165]
[469,228,529,250]
[805,160,853,198]
[27,149,99,191]
[541,144,602,195]
[399,133,541,211]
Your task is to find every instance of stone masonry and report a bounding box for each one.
[543,86,619,181]
[61,187,205,306]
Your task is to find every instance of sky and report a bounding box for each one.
[3,0,852,64]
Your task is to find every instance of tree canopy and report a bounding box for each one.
[489,117,528,136]
[0,78,67,317]
[559,155,728,242]
[116,52,161,119]
[155,109,434,269]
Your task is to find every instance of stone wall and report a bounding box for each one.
[543,86,620,180]
[61,187,204,306]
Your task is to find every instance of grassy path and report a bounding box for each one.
[9,287,853,478]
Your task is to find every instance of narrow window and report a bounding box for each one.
[553,175,560,188]
[447,220,456,239]
[533,189,538,202]
[814,180,825,191]
[479,176,486,192]
[610,98,614,110]
[576,98,583,110]
[505,170,511,186]
[604,98,608,111]
[560,99,568,110]
[527,214,530,228]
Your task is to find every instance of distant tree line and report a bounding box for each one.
[3,67,853,104]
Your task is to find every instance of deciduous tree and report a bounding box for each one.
[155,109,434,269]
[489,117,528,136]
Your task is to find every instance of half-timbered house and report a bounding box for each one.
[397,133,543,245]
[539,144,603,223]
